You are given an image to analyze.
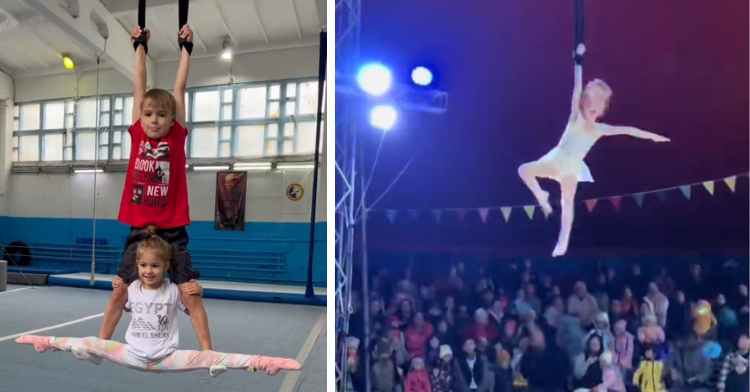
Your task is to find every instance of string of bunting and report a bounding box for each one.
[380,173,746,224]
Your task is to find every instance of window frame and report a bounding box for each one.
[11,77,322,165]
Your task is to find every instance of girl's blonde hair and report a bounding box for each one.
[136,225,172,290]
[584,78,613,109]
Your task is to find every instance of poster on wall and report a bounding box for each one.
[283,170,313,214]
[214,171,247,231]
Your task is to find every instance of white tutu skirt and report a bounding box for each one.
[537,147,594,183]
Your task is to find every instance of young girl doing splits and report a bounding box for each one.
[16,226,301,377]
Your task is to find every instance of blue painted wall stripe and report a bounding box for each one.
[0,217,326,287]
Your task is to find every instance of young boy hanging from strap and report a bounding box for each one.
[99,18,213,353]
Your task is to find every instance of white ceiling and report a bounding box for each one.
[0,0,323,78]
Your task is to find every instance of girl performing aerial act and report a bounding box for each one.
[517,43,670,257]
[16,226,301,377]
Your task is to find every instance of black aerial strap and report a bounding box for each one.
[574,0,584,64]
[133,0,148,54]
[178,0,193,55]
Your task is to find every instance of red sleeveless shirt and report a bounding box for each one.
[118,121,191,229]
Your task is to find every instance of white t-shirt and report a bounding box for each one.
[124,280,185,361]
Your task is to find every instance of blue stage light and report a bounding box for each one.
[357,63,392,96]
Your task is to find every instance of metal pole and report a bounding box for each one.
[305,30,328,298]
[334,0,361,390]
[360,140,372,392]
[0,260,7,292]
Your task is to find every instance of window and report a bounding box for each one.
[235,125,268,157]
[192,91,219,122]
[286,83,297,99]
[98,130,109,160]
[18,135,39,162]
[298,81,319,115]
[190,127,219,158]
[42,134,64,161]
[296,121,319,154]
[218,126,231,158]
[77,99,99,128]
[238,86,267,119]
[11,77,319,165]
[63,129,73,161]
[75,132,96,160]
[43,102,65,129]
[121,131,131,160]
[20,104,40,131]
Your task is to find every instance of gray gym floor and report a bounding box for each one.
[0,285,326,392]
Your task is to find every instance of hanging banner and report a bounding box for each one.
[633,193,645,208]
[702,181,714,195]
[679,185,692,200]
[725,176,737,192]
[431,209,442,223]
[500,207,512,222]
[610,196,622,211]
[386,210,398,223]
[214,172,247,231]
[379,173,746,225]
[523,205,535,219]
[478,208,490,223]
[283,170,313,214]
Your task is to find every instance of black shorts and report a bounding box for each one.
[116,226,200,285]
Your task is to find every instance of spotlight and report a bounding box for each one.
[411,66,433,86]
[221,39,233,60]
[357,63,392,96]
[370,105,397,131]
[62,55,75,70]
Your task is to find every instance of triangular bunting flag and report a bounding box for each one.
[724,176,736,192]
[657,191,668,202]
[584,199,598,213]
[633,193,645,208]
[456,209,466,222]
[477,208,490,223]
[431,209,442,223]
[500,207,512,222]
[679,185,691,200]
[408,209,418,220]
[385,209,397,224]
[523,205,535,220]
[702,181,714,195]
[610,196,622,211]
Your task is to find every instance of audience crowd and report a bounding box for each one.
[344,258,749,392]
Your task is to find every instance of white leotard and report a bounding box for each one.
[555,119,601,160]
[537,118,602,183]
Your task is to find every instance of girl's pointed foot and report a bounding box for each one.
[15,335,53,353]
[250,356,302,376]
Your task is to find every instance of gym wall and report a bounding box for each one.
[0,46,327,287]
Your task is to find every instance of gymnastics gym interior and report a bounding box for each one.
[0,0,328,391]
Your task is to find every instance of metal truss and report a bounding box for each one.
[334,0,361,391]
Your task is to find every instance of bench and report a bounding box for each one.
[25,242,121,274]
[19,242,291,284]
[189,248,288,283]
